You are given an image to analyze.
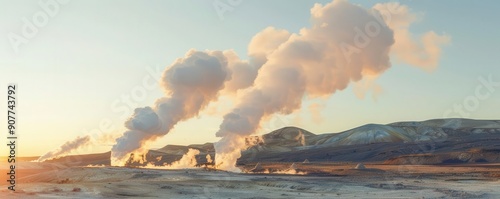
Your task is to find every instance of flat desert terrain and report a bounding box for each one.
[1,162,499,198]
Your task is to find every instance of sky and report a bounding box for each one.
[0,0,499,157]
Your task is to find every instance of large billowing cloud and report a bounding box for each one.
[214,0,450,171]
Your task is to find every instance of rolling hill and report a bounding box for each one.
[45,118,500,166]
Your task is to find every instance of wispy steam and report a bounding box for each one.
[37,136,92,162]
[308,103,326,124]
[142,148,201,169]
[37,133,121,162]
[214,0,449,171]
[206,154,213,164]
[165,148,200,169]
[373,2,450,72]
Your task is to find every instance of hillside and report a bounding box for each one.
[45,118,500,166]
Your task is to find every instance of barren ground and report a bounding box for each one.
[1,162,499,198]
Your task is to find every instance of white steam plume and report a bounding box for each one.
[142,149,201,169]
[37,133,121,162]
[165,148,200,169]
[110,50,229,166]
[214,0,449,171]
[206,154,213,164]
[37,136,92,162]
[110,48,270,166]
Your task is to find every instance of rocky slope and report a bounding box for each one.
[238,119,500,164]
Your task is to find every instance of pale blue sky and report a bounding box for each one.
[1,0,499,156]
